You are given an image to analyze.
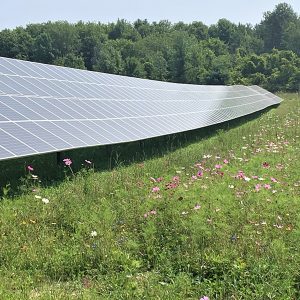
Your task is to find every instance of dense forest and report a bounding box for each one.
[0,2,299,92]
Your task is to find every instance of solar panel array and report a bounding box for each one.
[0,56,281,161]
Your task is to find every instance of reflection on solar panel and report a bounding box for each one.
[0,56,281,161]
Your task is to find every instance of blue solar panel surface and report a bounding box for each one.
[0,56,281,160]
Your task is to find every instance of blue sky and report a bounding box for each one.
[1,0,299,29]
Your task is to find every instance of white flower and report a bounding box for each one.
[228,185,235,189]
[90,231,97,237]
[244,177,251,182]
[35,195,42,199]
[42,198,49,204]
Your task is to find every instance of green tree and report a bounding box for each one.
[53,53,86,69]
[257,3,298,51]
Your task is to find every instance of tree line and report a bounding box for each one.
[0,2,299,92]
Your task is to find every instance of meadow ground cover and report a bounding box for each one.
[0,93,299,299]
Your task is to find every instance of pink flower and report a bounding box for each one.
[255,184,262,192]
[197,171,203,177]
[191,175,197,180]
[152,186,160,192]
[200,296,210,300]
[143,213,148,218]
[166,182,178,189]
[252,175,258,179]
[194,204,201,210]
[236,171,245,179]
[150,177,163,183]
[215,164,222,169]
[150,210,157,215]
[264,184,271,190]
[271,177,278,183]
[173,176,180,182]
[27,165,34,171]
[63,158,72,166]
[223,159,229,164]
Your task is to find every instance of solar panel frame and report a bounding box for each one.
[0,56,282,161]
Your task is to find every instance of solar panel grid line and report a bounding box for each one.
[76,120,114,144]
[0,144,17,159]
[1,58,257,94]
[39,121,90,148]
[18,59,57,79]
[0,56,282,161]
[2,69,262,93]
[2,95,46,121]
[0,96,32,121]
[109,119,145,140]
[2,122,59,153]
[0,95,276,125]
[59,121,102,145]
[0,126,39,155]
[25,121,74,148]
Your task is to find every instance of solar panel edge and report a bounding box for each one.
[0,57,282,162]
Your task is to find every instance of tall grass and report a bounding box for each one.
[0,93,299,299]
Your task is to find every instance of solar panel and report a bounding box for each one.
[0,56,281,161]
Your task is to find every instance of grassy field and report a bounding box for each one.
[0,93,299,299]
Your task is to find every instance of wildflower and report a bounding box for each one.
[27,165,34,171]
[90,231,97,237]
[150,210,157,215]
[181,211,188,215]
[271,177,278,183]
[194,204,201,210]
[223,159,229,164]
[235,170,245,179]
[150,177,163,183]
[85,159,92,164]
[173,176,180,182]
[200,296,210,300]
[262,162,270,168]
[152,186,160,192]
[255,184,262,192]
[203,154,212,159]
[228,185,234,189]
[215,164,222,169]
[252,175,258,179]
[244,176,251,182]
[63,158,72,166]
[143,213,148,218]
[35,195,42,199]
[31,174,38,179]
[166,182,178,189]
[191,175,197,180]
[42,198,49,204]
[264,184,271,190]
[197,171,203,177]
